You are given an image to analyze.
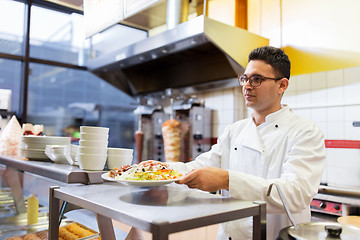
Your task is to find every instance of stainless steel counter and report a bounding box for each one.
[0,154,105,214]
[49,183,267,240]
[0,155,105,184]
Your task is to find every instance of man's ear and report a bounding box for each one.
[278,78,289,94]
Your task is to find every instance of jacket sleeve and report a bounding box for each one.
[228,122,326,215]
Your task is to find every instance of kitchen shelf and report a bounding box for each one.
[0,155,105,184]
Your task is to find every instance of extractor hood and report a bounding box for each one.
[87,15,269,96]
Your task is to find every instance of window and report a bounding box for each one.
[27,62,137,148]
[0,58,21,113]
[30,5,90,66]
[0,0,25,56]
[0,0,145,150]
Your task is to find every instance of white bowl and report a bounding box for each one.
[80,126,109,135]
[78,153,107,171]
[79,146,108,155]
[79,140,108,148]
[107,154,133,170]
[80,132,108,141]
[107,147,133,155]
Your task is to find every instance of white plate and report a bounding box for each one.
[101,172,183,187]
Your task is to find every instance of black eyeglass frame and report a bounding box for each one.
[238,74,283,87]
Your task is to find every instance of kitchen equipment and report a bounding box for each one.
[134,102,170,162]
[311,185,360,220]
[88,13,268,95]
[173,99,211,162]
[338,216,360,227]
[267,183,360,240]
[134,114,144,164]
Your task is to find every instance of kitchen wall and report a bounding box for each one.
[196,86,245,138]
[248,0,360,52]
[283,67,360,188]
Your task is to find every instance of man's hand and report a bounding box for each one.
[177,167,229,192]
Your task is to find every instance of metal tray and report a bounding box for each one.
[3,220,100,240]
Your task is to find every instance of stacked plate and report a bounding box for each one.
[45,145,71,164]
[78,126,109,170]
[20,136,71,160]
[68,144,80,166]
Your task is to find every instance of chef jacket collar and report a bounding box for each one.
[255,104,289,129]
[237,120,265,153]
[239,105,289,152]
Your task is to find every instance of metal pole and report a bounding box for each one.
[21,0,32,122]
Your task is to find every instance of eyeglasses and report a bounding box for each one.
[238,74,283,87]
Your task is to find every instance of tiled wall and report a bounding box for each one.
[197,87,246,138]
[283,66,360,188]
[197,66,360,188]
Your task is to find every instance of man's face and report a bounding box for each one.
[242,60,285,113]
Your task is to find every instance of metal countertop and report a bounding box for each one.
[0,155,104,184]
[52,183,265,235]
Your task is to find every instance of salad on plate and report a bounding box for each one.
[108,161,183,182]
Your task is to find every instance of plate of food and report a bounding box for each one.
[101,161,184,187]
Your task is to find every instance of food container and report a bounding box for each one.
[5,221,100,240]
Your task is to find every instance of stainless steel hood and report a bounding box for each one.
[87,15,269,96]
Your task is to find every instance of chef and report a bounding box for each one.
[169,46,326,240]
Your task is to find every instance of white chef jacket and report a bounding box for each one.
[170,106,326,240]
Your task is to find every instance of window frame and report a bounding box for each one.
[0,0,86,122]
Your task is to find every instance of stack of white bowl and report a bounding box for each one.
[20,136,71,160]
[107,148,133,170]
[78,126,109,171]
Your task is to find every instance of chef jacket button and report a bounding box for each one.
[275,124,278,128]
[234,147,237,150]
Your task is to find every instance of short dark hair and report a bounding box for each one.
[248,46,291,80]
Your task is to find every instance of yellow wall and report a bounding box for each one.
[210,0,360,75]
[248,0,360,52]
[246,0,360,75]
